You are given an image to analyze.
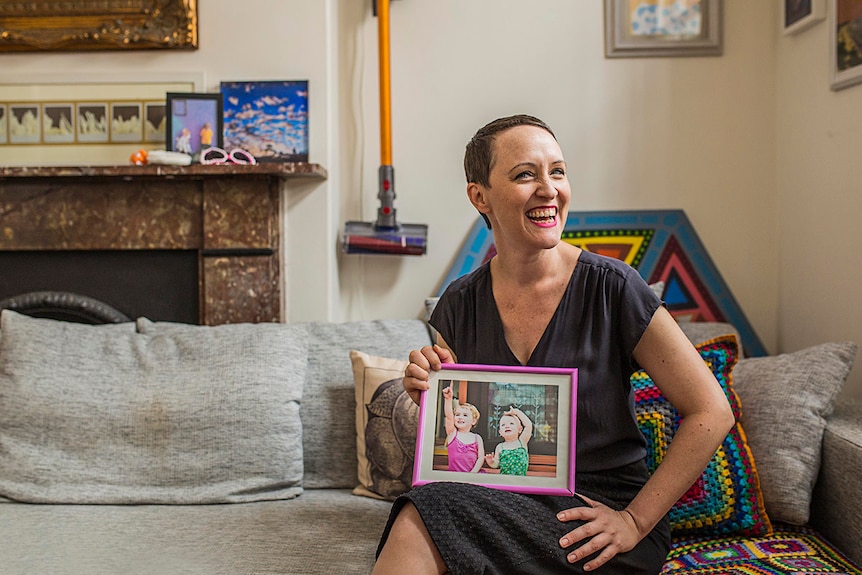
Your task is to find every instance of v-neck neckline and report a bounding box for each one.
[488,261,580,366]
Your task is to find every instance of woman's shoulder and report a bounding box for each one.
[444,260,491,294]
[576,249,644,283]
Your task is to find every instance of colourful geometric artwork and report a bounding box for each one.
[439,210,766,357]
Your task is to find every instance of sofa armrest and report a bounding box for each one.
[809,401,862,565]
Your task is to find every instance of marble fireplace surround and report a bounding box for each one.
[0,163,326,325]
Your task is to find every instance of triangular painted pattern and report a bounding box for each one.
[440,210,766,357]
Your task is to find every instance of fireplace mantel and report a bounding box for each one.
[0,163,327,325]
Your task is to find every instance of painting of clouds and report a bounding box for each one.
[220,80,309,162]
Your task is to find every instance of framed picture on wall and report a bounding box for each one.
[110,103,143,143]
[783,0,826,35]
[42,103,75,144]
[830,0,862,90]
[76,103,109,143]
[412,364,578,496]
[604,0,723,58]
[165,92,223,155]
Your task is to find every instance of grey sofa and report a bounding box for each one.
[0,311,858,574]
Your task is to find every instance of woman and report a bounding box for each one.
[373,115,734,574]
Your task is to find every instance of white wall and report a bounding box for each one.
[337,1,780,356]
[3,2,859,398]
[776,8,862,401]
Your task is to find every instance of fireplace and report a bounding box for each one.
[0,163,326,325]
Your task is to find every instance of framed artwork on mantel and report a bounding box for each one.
[604,0,723,58]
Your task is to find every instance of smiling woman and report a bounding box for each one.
[0,0,198,52]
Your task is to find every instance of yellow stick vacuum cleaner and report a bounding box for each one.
[341,0,428,256]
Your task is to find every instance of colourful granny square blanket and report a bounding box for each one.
[664,526,861,574]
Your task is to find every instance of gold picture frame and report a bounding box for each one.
[0,0,198,52]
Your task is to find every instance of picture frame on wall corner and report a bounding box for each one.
[165,92,223,155]
[783,0,826,35]
[604,0,722,58]
[413,363,578,496]
[830,0,862,91]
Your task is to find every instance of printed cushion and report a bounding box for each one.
[0,310,308,504]
[731,342,857,525]
[632,335,771,537]
[350,350,418,500]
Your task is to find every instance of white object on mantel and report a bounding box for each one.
[147,150,193,166]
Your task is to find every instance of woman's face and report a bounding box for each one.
[470,125,570,252]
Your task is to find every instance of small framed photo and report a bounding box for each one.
[830,0,862,91]
[0,104,7,144]
[110,102,143,143]
[604,0,722,58]
[220,80,309,162]
[413,363,578,496]
[76,103,109,143]
[144,102,167,143]
[165,92,223,155]
[8,104,41,144]
[42,103,75,144]
[783,0,825,35]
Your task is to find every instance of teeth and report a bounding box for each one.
[527,207,557,220]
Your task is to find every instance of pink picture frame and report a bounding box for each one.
[413,363,578,496]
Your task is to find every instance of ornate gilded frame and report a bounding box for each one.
[0,0,198,52]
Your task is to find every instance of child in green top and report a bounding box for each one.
[484,407,532,476]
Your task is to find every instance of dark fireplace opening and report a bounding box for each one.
[0,250,200,324]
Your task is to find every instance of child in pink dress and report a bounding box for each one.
[442,384,485,472]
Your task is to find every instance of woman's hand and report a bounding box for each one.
[403,344,453,405]
[556,495,642,571]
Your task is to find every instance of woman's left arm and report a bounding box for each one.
[626,306,735,533]
[558,306,735,569]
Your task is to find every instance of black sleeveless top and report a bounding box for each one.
[429,250,662,472]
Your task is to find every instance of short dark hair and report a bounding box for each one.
[464,115,557,228]
[464,115,556,187]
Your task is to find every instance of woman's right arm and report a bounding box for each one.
[403,336,456,405]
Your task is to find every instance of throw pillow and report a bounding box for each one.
[731,342,857,525]
[350,350,418,500]
[632,334,771,537]
[0,310,308,504]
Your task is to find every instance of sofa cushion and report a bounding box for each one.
[350,350,417,500]
[299,319,432,489]
[632,335,771,537]
[0,310,308,504]
[731,342,857,525]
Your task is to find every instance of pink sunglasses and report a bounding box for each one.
[200,147,257,165]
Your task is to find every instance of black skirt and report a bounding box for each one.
[376,461,671,575]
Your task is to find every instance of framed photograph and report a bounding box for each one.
[144,102,167,143]
[830,0,862,91]
[604,0,723,58]
[221,80,309,162]
[8,104,40,144]
[783,0,826,35]
[0,104,7,144]
[42,103,75,144]
[76,103,109,143]
[413,363,578,496]
[165,92,223,155]
[0,0,198,52]
[110,103,143,143]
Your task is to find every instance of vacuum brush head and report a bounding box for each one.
[341,220,428,255]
